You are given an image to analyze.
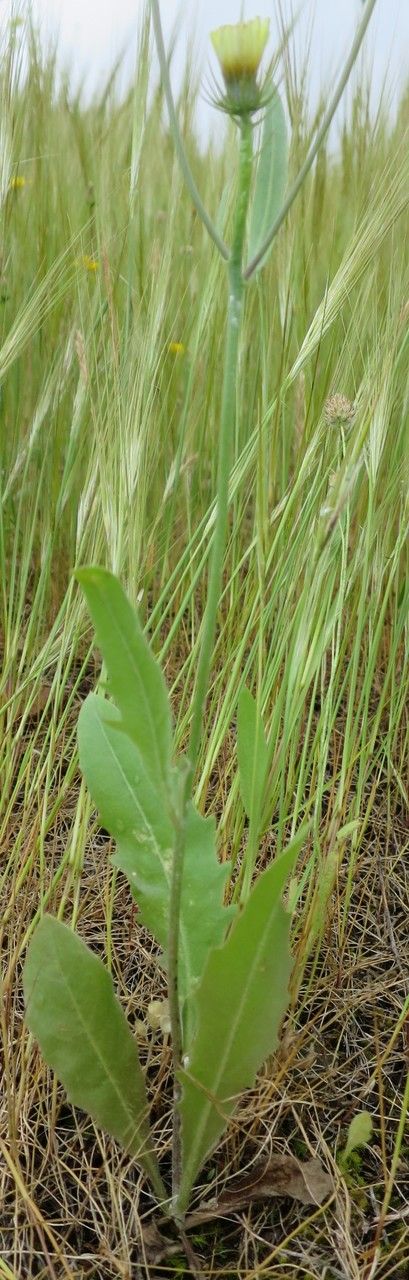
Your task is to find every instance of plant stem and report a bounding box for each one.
[187,117,253,780]
[167,798,188,1213]
[167,117,254,1220]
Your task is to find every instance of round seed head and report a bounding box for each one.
[324,394,356,427]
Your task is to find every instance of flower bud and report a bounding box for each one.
[210,18,270,116]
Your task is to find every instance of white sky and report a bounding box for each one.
[3,2,409,127]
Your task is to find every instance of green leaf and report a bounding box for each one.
[177,843,296,1212]
[78,693,233,1010]
[23,916,164,1199]
[76,567,173,795]
[340,1111,373,1166]
[247,86,288,273]
[237,687,269,823]
[78,691,174,897]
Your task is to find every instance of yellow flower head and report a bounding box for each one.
[9,175,27,191]
[211,18,270,84]
[168,341,185,356]
[78,255,100,273]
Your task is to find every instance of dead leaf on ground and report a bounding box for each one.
[141,1220,206,1278]
[185,1154,333,1226]
[141,1220,181,1265]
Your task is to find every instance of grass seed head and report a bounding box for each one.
[324,393,356,427]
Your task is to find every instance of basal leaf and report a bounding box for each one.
[247,86,288,273]
[177,843,297,1213]
[237,687,269,823]
[76,567,173,795]
[78,693,233,1011]
[340,1111,373,1166]
[23,916,164,1199]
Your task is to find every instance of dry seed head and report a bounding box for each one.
[324,394,356,427]
[75,329,88,385]
[147,999,171,1036]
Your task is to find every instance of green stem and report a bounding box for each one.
[167,796,188,1214]
[167,117,253,1221]
[187,117,253,779]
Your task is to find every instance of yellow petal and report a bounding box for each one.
[78,255,100,273]
[169,341,185,356]
[211,17,269,82]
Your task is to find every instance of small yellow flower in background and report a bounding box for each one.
[9,175,27,191]
[324,394,356,427]
[169,341,185,356]
[211,18,269,84]
[77,255,100,273]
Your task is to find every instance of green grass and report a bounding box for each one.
[0,8,408,1278]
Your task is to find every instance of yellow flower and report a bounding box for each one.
[211,18,269,84]
[78,255,100,273]
[168,341,185,356]
[9,175,27,191]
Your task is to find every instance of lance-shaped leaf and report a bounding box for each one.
[76,567,173,796]
[78,693,233,1010]
[237,687,269,824]
[177,843,297,1213]
[247,85,288,273]
[23,916,165,1202]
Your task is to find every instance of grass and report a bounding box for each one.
[0,6,408,1278]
